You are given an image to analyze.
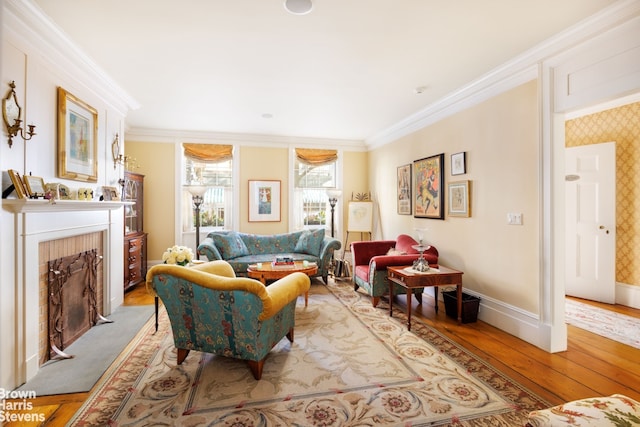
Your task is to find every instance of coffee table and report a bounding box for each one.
[247,261,318,307]
[387,265,464,330]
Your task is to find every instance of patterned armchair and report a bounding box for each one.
[146,260,310,380]
[351,234,438,307]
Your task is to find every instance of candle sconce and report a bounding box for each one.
[3,81,36,148]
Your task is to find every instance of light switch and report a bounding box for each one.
[507,213,523,225]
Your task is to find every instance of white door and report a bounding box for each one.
[565,142,616,303]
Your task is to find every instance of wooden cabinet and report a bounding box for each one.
[123,171,147,291]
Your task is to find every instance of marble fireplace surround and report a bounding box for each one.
[4,199,129,385]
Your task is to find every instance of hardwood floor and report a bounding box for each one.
[6,279,640,425]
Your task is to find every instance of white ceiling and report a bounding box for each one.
[33,0,616,143]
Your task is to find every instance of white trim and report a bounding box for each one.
[366,0,640,149]
[5,0,139,115]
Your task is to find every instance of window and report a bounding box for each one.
[293,149,338,233]
[182,144,233,232]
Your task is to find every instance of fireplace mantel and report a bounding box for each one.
[3,199,132,213]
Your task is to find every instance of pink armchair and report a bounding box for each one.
[351,234,438,307]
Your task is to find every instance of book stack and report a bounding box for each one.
[273,256,294,266]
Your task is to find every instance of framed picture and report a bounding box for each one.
[57,87,98,182]
[448,180,471,217]
[23,175,46,198]
[7,169,27,199]
[397,164,411,215]
[413,153,444,219]
[451,151,466,175]
[102,186,119,201]
[248,180,281,222]
[347,201,373,232]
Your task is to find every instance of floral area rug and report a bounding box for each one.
[70,280,549,426]
[565,298,640,349]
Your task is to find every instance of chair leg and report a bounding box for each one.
[372,296,380,307]
[286,327,294,342]
[414,292,423,304]
[248,358,266,380]
[177,348,190,365]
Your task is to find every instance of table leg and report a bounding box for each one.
[457,283,462,324]
[406,296,413,331]
[155,295,159,333]
[389,281,394,318]
[434,286,439,314]
[304,291,308,307]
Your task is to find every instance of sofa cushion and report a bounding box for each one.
[526,394,640,427]
[295,229,325,256]
[211,232,249,260]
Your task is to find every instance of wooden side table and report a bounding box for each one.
[387,265,464,330]
[247,261,318,307]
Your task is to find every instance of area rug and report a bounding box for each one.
[70,281,549,426]
[565,298,640,349]
[15,304,154,396]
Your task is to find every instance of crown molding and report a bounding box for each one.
[4,0,140,115]
[125,127,367,151]
[366,0,640,150]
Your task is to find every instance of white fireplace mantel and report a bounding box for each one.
[3,199,132,213]
[4,198,128,386]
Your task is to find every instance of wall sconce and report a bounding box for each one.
[3,81,36,148]
[112,133,123,169]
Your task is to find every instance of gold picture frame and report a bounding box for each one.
[7,169,27,199]
[448,180,471,217]
[23,175,46,198]
[57,87,98,182]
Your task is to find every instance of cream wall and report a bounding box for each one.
[125,141,367,261]
[239,146,290,234]
[369,81,540,313]
[124,142,176,263]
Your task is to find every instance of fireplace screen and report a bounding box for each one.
[47,249,102,359]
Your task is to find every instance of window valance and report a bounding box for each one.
[183,143,233,162]
[295,148,337,166]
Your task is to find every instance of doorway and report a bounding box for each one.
[564,142,616,304]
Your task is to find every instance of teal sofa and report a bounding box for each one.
[146,260,311,380]
[197,230,341,284]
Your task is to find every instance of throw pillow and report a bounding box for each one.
[211,232,249,260]
[386,247,406,256]
[295,229,325,256]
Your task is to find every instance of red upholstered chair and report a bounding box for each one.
[351,234,438,307]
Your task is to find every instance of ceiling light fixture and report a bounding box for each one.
[284,0,313,15]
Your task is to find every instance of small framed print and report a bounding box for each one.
[23,175,46,198]
[102,186,119,201]
[248,180,281,222]
[451,152,466,176]
[397,164,411,215]
[448,180,471,217]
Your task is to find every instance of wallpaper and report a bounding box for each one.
[565,101,640,287]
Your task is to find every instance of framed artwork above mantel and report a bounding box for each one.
[57,87,98,182]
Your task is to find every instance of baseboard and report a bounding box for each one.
[616,282,640,309]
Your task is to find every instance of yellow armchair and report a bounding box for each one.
[146,260,310,379]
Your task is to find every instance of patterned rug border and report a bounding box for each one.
[70,279,551,426]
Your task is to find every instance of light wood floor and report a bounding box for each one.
[6,278,640,426]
